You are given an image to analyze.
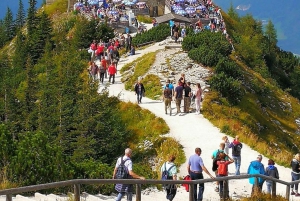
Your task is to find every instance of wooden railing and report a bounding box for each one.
[0,174,299,201]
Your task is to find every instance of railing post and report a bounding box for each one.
[6,194,12,201]
[136,184,141,201]
[271,180,276,198]
[286,185,290,200]
[74,184,80,201]
[189,183,194,201]
[223,179,229,200]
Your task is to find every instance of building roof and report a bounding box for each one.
[155,13,191,24]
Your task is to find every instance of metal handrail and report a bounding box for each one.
[0,174,298,201]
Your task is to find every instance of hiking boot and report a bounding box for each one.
[291,191,296,195]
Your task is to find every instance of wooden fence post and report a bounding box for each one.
[6,194,12,201]
[223,179,229,200]
[136,184,141,201]
[189,184,194,201]
[271,180,276,198]
[286,185,290,200]
[74,184,80,201]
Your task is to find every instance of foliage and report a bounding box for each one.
[215,58,242,80]
[141,74,162,100]
[210,72,244,105]
[136,15,152,23]
[182,31,232,57]
[124,52,157,91]
[15,0,26,32]
[44,0,68,16]
[188,47,222,67]
[132,23,170,46]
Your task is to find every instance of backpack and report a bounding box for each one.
[212,150,221,171]
[217,160,228,176]
[232,143,242,156]
[115,157,130,179]
[161,162,175,180]
[164,89,172,99]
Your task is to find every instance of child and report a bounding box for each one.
[217,153,234,198]
[265,159,279,194]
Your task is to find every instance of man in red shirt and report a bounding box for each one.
[108,62,117,84]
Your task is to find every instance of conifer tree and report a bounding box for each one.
[3,7,15,42]
[16,0,26,32]
[265,20,277,54]
[27,0,37,37]
[0,20,6,47]
[228,2,239,21]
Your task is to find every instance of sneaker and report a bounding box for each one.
[295,193,300,196]
[215,187,219,192]
[291,191,296,195]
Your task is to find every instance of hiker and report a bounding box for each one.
[174,81,184,115]
[164,80,174,96]
[88,40,97,61]
[195,83,202,115]
[164,84,173,116]
[290,153,300,196]
[101,56,108,79]
[134,80,145,104]
[228,135,243,175]
[129,45,135,56]
[173,24,179,43]
[111,46,120,72]
[222,135,231,155]
[265,159,279,194]
[217,153,234,199]
[113,148,145,201]
[90,62,98,81]
[108,62,117,84]
[211,142,227,192]
[161,155,177,201]
[183,82,191,113]
[187,147,215,201]
[247,155,266,195]
[178,73,186,86]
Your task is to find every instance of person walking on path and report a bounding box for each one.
[195,83,202,115]
[163,84,173,116]
[222,136,230,155]
[108,62,117,84]
[265,159,279,194]
[290,153,300,196]
[228,135,243,175]
[187,147,215,201]
[161,155,177,201]
[174,81,184,115]
[211,142,226,193]
[184,82,191,113]
[134,80,145,104]
[113,148,145,201]
[217,153,234,199]
[164,80,174,96]
[247,155,266,196]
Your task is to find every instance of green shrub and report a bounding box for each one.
[182,31,232,57]
[142,74,162,100]
[136,15,153,23]
[132,24,170,46]
[188,47,222,67]
[215,58,243,79]
[210,72,244,105]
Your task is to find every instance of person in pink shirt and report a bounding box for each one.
[195,83,202,114]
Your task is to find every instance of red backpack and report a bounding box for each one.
[217,160,228,176]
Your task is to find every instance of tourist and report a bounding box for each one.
[211,142,226,192]
[195,83,202,114]
[217,153,234,199]
[265,159,279,194]
[161,155,177,201]
[247,155,265,195]
[113,148,145,201]
[134,80,145,104]
[163,84,173,116]
[187,147,215,201]
[222,136,230,155]
[108,62,117,84]
[183,82,191,113]
[228,135,243,175]
[174,81,184,115]
[290,153,300,196]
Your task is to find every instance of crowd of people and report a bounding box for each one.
[112,136,300,201]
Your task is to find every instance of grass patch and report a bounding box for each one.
[202,54,300,167]
[142,74,162,100]
[137,15,153,24]
[44,0,68,16]
[124,52,157,91]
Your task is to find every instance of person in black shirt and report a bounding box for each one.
[184,82,192,113]
[174,81,184,114]
[173,24,179,43]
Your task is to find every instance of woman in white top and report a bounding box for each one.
[222,135,230,155]
[195,83,202,115]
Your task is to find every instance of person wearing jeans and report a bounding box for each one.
[291,153,300,196]
[134,80,145,104]
[229,135,243,175]
[188,148,214,201]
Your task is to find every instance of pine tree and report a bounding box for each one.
[0,20,6,47]
[27,0,37,37]
[3,7,15,42]
[265,20,277,54]
[16,0,26,31]
[228,2,239,21]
